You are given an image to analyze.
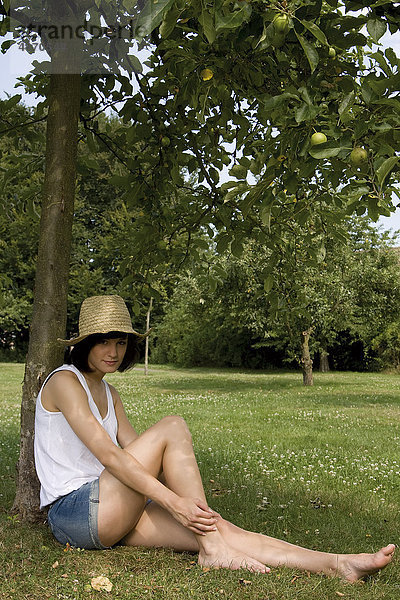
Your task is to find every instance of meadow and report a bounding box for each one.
[1,363,399,600]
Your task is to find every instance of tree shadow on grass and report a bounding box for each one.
[147,369,305,395]
[146,369,400,408]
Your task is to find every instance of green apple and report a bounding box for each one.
[201,68,214,81]
[328,47,336,59]
[310,132,327,146]
[273,14,289,34]
[350,147,368,167]
[161,136,171,147]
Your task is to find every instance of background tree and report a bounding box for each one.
[0,100,43,359]
[154,217,400,380]
[0,106,161,354]
[342,223,400,369]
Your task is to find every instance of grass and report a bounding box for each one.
[1,363,400,600]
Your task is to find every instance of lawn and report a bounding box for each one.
[1,363,399,600]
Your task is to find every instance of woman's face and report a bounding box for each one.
[87,336,128,375]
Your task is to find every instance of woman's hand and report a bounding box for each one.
[169,496,218,535]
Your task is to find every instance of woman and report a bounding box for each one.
[34,295,395,580]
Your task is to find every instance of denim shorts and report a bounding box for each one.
[47,479,108,550]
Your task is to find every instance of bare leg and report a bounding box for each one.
[97,416,394,578]
[120,502,394,582]
[215,518,395,581]
[98,416,267,572]
[124,501,272,571]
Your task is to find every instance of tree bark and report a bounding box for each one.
[12,69,81,521]
[301,328,314,386]
[144,297,153,376]
[319,348,330,372]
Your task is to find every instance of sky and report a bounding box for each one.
[1,23,399,235]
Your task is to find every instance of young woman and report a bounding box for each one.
[34,295,395,581]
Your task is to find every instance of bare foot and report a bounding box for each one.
[198,546,270,573]
[337,544,395,582]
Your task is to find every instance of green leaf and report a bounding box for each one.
[295,102,318,123]
[338,91,355,118]
[367,195,379,221]
[126,183,145,205]
[85,130,97,153]
[264,275,274,293]
[295,32,319,73]
[136,0,176,38]
[131,299,143,315]
[1,39,15,53]
[2,94,22,111]
[260,206,271,230]
[375,156,399,188]
[216,234,231,254]
[360,82,377,104]
[123,0,139,9]
[366,18,387,42]
[372,98,400,110]
[391,186,400,202]
[194,238,210,250]
[159,5,182,37]
[255,22,269,49]
[230,238,244,258]
[221,180,240,192]
[371,0,396,6]
[385,48,399,69]
[127,54,143,73]
[229,164,248,179]
[299,19,328,46]
[309,144,344,159]
[299,86,313,106]
[198,10,216,44]
[284,173,299,194]
[317,244,326,262]
[240,193,256,218]
[369,51,392,77]
[263,92,299,110]
[215,4,252,33]
[209,166,220,184]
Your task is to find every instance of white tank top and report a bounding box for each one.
[34,364,118,509]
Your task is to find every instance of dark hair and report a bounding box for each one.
[64,331,140,373]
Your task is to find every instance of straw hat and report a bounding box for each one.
[58,295,151,345]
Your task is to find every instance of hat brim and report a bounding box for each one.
[58,328,151,346]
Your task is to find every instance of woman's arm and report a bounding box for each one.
[109,385,139,448]
[42,372,215,534]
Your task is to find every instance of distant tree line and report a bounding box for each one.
[153,218,400,376]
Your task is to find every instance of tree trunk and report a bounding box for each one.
[301,329,313,386]
[12,68,81,521]
[319,348,330,372]
[144,297,153,376]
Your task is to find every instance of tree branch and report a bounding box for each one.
[0,115,47,135]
